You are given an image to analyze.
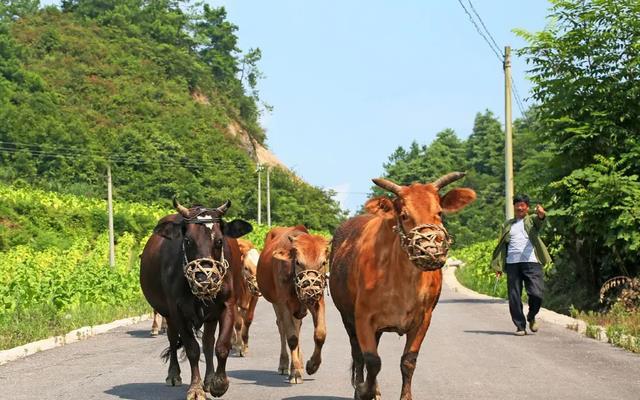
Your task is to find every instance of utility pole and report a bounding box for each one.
[256,164,263,224]
[107,165,115,268]
[504,46,514,220]
[266,166,271,227]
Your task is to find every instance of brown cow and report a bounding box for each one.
[256,226,329,384]
[329,173,476,400]
[232,238,261,356]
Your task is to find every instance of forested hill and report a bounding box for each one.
[0,2,345,230]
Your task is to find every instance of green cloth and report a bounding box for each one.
[491,214,552,272]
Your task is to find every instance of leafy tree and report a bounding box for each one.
[516,0,640,309]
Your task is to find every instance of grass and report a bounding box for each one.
[571,303,640,353]
[0,295,150,350]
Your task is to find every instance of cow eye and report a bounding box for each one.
[400,212,409,221]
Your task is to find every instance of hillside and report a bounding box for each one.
[0,3,345,230]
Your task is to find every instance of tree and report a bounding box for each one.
[516,0,640,309]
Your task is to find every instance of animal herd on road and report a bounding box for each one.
[139,172,476,400]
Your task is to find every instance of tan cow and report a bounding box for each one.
[330,173,476,400]
[256,225,329,384]
[232,238,261,356]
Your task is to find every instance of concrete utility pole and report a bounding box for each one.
[256,164,263,224]
[266,166,271,227]
[504,46,514,220]
[107,165,115,268]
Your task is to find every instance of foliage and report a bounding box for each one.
[572,303,640,353]
[374,112,507,247]
[515,0,640,309]
[0,3,343,231]
[453,240,507,298]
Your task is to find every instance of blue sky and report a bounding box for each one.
[40,0,551,214]
[215,1,551,214]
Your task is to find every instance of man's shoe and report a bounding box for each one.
[529,319,539,332]
[515,329,526,336]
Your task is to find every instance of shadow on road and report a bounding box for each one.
[464,330,516,336]
[439,298,505,304]
[228,369,314,387]
[282,396,351,400]
[125,330,159,338]
[106,382,186,400]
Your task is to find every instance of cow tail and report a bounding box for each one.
[350,361,357,388]
[160,338,184,363]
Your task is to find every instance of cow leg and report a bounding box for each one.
[178,320,206,400]
[399,313,433,400]
[210,304,234,397]
[232,307,244,355]
[151,310,162,336]
[305,297,326,375]
[354,317,382,400]
[274,304,289,375]
[342,318,364,390]
[164,318,182,386]
[202,320,217,394]
[240,296,258,356]
[288,315,304,384]
[160,317,168,334]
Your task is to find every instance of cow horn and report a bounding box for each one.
[432,172,466,190]
[173,197,190,218]
[372,178,402,195]
[216,199,231,214]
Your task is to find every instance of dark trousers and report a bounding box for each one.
[505,262,544,330]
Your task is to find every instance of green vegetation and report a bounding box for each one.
[380,0,640,315]
[571,304,640,353]
[0,0,345,231]
[0,181,329,349]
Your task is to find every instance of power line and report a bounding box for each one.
[0,141,253,170]
[456,0,503,63]
[466,0,502,56]
[510,76,529,119]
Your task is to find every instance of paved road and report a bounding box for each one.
[2,270,639,400]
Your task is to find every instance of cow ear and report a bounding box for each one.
[441,188,477,213]
[364,196,395,217]
[153,221,182,240]
[223,219,253,238]
[272,249,290,261]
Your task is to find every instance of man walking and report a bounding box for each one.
[491,194,552,336]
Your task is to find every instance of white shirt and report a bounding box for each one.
[506,219,539,264]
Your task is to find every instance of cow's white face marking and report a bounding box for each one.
[197,215,214,231]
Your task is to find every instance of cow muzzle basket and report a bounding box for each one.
[183,247,229,300]
[294,269,327,305]
[394,223,451,271]
[243,268,261,297]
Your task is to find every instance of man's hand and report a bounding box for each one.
[495,271,503,278]
[535,204,546,219]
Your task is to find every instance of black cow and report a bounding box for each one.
[140,199,252,400]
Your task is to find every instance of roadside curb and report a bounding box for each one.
[0,313,153,366]
[442,265,609,343]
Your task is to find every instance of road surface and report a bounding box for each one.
[2,269,639,399]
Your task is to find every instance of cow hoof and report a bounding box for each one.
[150,329,159,337]
[288,369,304,384]
[165,375,182,386]
[240,345,248,357]
[305,358,321,375]
[186,386,206,400]
[278,365,289,375]
[354,383,380,400]
[207,373,229,397]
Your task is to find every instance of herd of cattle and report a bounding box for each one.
[139,172,476,400]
